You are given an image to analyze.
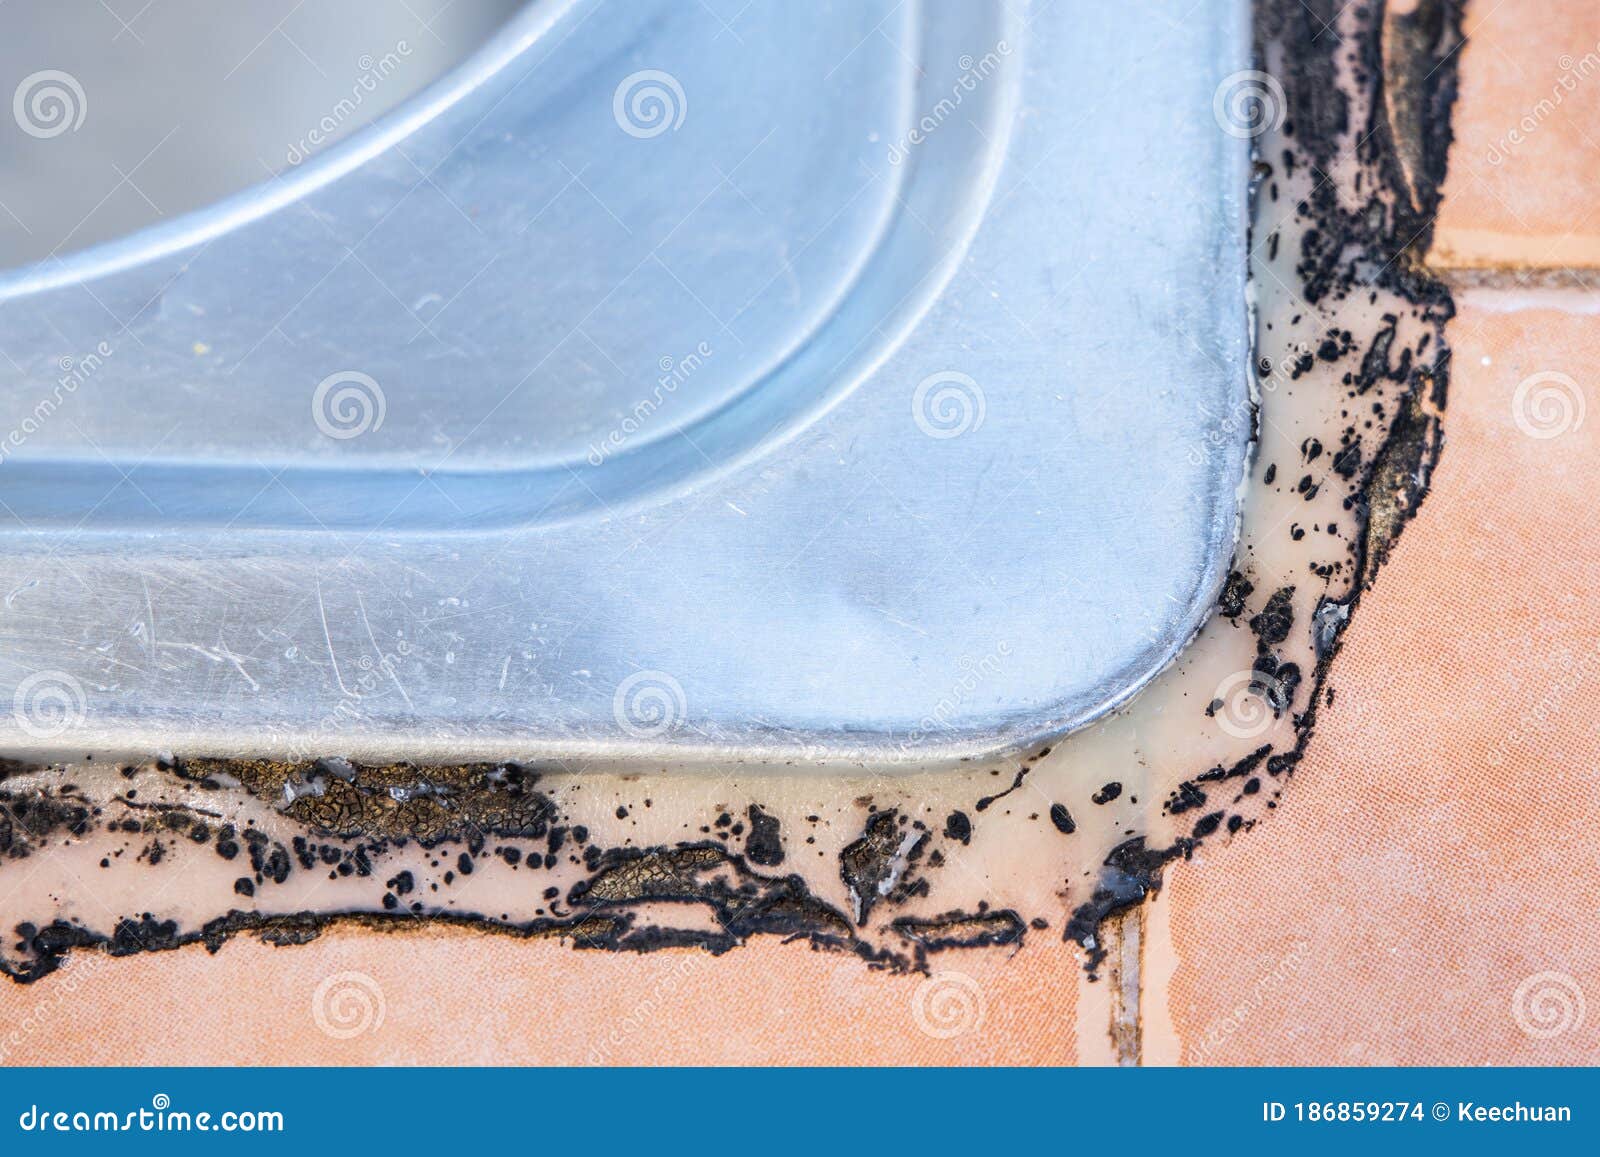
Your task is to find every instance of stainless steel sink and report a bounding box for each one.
[0,0,1250,767]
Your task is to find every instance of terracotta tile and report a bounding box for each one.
[1433,0,1600,269]
[1147,294,1600,1064]
[0,925,1078,1066]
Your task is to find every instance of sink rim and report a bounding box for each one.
[0,0,1253,770]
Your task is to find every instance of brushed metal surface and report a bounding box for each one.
[0,0,1250,766]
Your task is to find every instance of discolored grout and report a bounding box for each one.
[1,0,1469,1016]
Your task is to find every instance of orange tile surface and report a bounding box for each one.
[1433,0,1600,268]
[1152,297,1600,1064]
[0,925,1078,1066]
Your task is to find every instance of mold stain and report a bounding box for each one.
[0,0,1464,999]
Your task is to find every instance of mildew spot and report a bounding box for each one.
[0,0,1463,1000]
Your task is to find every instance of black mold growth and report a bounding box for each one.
[1,0,1465,988]
[1089,0,1462,969]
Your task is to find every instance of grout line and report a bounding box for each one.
[1431,233,1600,273]
[1108,905,1143,1065]
[1434,265,1600,291]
